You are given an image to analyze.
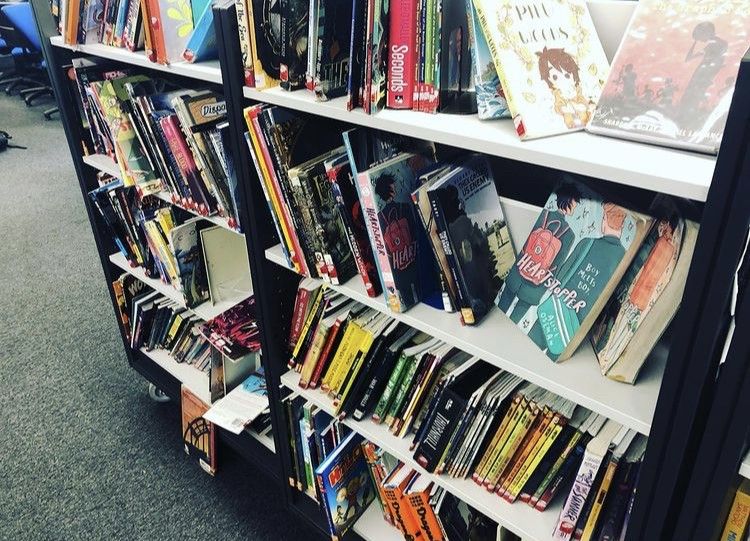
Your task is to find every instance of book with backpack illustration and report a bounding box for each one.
[495,179,651,362]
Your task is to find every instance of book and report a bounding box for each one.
[472,0,609,139]
[279,0,308,89]
[315,432,375,540]
[356,152,436,313]
[592,211,699,384]
[436,0,476,115]
[720,480,750,541]
[182,2,217,62]
[235,0,256,86]
[495,179,651,362]
[387,0,417,109]
[180,385,217,475]
[587,0,750,154]
[313,0,353,101]
[368,0,390,113]
[466,0,509,120]
[427,155,515,324]
[247,0,281,88]
[155,0,195,64]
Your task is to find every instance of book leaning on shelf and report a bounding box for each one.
[56,0,219,63]
[71,59,243,230]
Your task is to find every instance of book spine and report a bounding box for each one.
[385,356,419,427]
[310,318,345,388]
[536,438,587,511]
[373,352,408,422]
[382,486,416,539]
[321,322,357,391]
[498,410,550,497]
[406,491,443,541]
[299,321,329,387]
[315,472,338,540]
[327,323,364,395]
[553,449,605,541]
[485,402,538,490]
[720,487,750,541]
[413,389,464,472]
[580,457,619,540]
[428,189,474,324]
[159,116,208,214]
[361,0,374,114]
[530,430,584,506]
[356,170,402,312]
[508,417,565,502]
[235,0,255,86]
[290,288,325,367]
[386,0,416,109]
[289,286,312,350]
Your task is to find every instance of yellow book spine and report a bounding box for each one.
[328,323,366,395]
[486,404,538,490]
[320,322,356,391]
[581,458,619,541]
[335,330,375,411]
[480,397,527,484]
[144,222,179,285]
[298,323,329,387]
[473,396,522,481]
[509,418,563,500]
[500,408,552,496]
[290,287,325,364]
[720,485,750,541]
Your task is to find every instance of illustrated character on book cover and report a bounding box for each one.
[592,214,683,369]
[590,0,750,151]
[496,182,638,361]
[537,46,592,129]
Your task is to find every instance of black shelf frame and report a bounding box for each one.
[28,0,750,536]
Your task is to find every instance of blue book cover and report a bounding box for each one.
[183,3,218,63]
[315,432,374,539]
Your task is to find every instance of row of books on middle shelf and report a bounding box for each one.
[250,107,699,384]
[70,58,243,230]
[285,387,647,541]
[91,172,252,308]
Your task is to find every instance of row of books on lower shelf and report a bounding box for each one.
[70,59,242,229]
[284,388,646,541]
[246,104,698,384]
[93,174,251,309]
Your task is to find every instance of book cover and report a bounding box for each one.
[346,0,367,110]
[325,154,382,297]
[235,0,256,86]
[437,0,476,115]
[170,219,210,307]
[496,179,651,362]
[428,156,515,324]
[588,0,750,154]
[368,0,390,113]
[472,0,609,138]
[279,0,308,89]
[313,0,353,101]
[466,0,509,120]
[592,210,698,384]
[183,3,218,62]
[315,432,375,540]
[387,0,417,109]
[357,152,436,313]
[156,0,195,64]
[180,385,217,475]
[248,0,282,88]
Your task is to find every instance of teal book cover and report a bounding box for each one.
[183,3,217,62]
[315,432,375,539]
[495,178,649,362]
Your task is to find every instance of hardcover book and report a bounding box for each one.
[315,432,375,540]
[495,179,651,362]
[428,155,515,324]
[587,0,750,154]
[472,0,609,138]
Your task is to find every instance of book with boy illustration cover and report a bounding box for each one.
[495,179,651,362]
[471,0,609,139]
[357,152,436,313]
[428,155,515,324]
[587,0,750,154]
[315,432,375,540]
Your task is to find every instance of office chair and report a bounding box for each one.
[2,2,54,105]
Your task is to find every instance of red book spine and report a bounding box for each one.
[160,116,208,214]
[386,0,417,109]
[289,287,311,350]
[309,318,343,388]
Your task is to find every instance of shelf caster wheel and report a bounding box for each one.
[148,383,170,403]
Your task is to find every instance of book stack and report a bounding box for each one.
[56,0,218,63]
[285,279,650,537]
[72,58,242,230]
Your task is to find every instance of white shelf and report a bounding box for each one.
[352,501,403,541]
[249,429,276,453]
[267,244,663,436]
[242,85,715,202]
[50,35,222,84]
[83,153,241,233]
[281,370,562,541]
[109,252,249,321]
[741,452,750,479]
[140,346,211,404]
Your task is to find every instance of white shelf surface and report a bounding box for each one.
[82,154,240,233]
[741,452,750,479]
[281,370,561,541]
[267,244,663,436]
[248,429,276,453]
[242,86,715,202]
[50,36,222,84]
[352,501,403,541]
[109,252,249,321]
[140,347,211,404]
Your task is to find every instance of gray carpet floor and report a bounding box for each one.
[0,94,309,540]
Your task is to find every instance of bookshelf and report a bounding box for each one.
[140,346,211,404]
[34,0,750,537]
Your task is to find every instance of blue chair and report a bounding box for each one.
[1,1,57,119]
[0,2,41,94]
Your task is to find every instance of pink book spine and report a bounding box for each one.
[386,0,416,109]
[552,448,604,541]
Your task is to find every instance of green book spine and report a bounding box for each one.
[373,352,409,423]
[384,354,420,426]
